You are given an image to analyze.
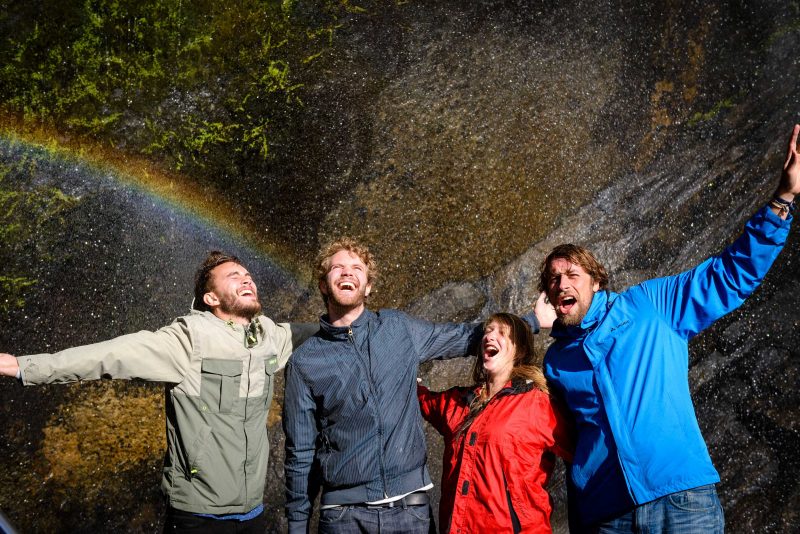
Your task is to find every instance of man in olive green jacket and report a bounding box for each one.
[0,251,316,533]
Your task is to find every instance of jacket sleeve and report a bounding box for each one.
[403,313,482,363]
[638,206,791,339]
[17,319,194,385]
[403,310,540,364]
[283,359,318,533]
[264,319,318,370]
[521,311,541,334]
[417,384,451,436]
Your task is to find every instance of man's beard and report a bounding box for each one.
[326,283,368,310]
[556,303,587,327]
[220,295,262,320]
[557,312,584,327]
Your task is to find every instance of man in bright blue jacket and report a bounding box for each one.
[538,124,800,532]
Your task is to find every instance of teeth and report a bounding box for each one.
[340,282,355,290]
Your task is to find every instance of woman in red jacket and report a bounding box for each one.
[418,312,573,534]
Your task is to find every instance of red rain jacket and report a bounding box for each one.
[418,380,573,533]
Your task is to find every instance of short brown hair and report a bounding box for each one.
[315,237,378,285]
[538,243,609,293]
[193,251,241,311]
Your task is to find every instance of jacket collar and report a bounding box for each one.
[464,377,535,404]
[319,308,376,339]
[193,309,263,347]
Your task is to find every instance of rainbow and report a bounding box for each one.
[0,124,311,285]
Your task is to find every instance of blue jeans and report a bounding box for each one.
[592,484,724,533]
[319,503,432,534]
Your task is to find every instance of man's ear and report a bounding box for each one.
[203,291,220,308]
[592,280,600,292]
[365,283,372,297]
[319,279,329,296]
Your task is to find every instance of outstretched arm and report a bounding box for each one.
[771,124,800,219]
[0,353,20,378]
[408,310,540,364]
[10,321,194,386]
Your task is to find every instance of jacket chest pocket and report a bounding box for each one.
[200,359,242,414]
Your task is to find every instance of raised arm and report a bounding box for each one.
[405,310,540,364]
[639,124,797,338]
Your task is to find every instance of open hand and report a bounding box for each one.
[533,291,557,329]
[778,124,800,199]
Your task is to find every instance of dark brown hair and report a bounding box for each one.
[193,251,241,311]
[538,243,609,293]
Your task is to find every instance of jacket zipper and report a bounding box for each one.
[348,326,389,494]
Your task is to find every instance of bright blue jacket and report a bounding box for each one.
[544,206,791,524]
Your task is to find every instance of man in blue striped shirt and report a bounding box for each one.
[283,237,541,534]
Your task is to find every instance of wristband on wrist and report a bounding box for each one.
[770,195,796,217]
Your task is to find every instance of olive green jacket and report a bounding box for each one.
[18,310,316,515]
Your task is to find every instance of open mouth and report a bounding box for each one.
[483,345,500,358]
[338,281,356,291]
[239,289,255,297]
[557,295,576,315]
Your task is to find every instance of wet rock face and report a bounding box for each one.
[2,0,800,532]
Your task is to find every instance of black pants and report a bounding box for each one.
[163,507,266,534]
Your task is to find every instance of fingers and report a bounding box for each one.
[533,291,557,329]
[785,124,800,170]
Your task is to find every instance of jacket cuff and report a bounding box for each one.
[521,311,540,334]
[757,204,792,239]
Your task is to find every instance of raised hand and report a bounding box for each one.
[770,124,799,219]
[778,124,800,198]
[533,291,557,330]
